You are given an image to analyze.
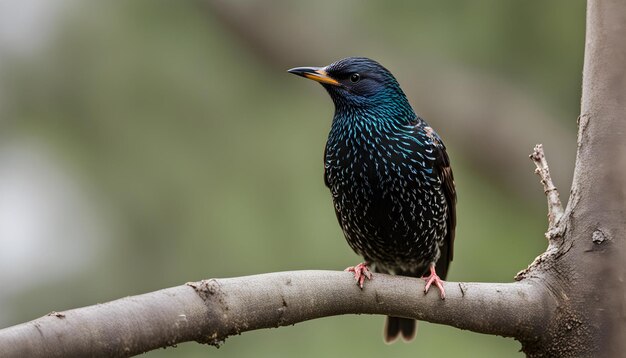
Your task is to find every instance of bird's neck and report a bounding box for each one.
[329,102,416,141]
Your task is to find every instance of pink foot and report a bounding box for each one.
[345,262,372,289]
[422,265,446,299]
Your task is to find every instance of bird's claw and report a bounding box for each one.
[345,262,372,289]
[422,265,446,299]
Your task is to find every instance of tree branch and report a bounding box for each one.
[0,271,549,357]
[514,145,566,282]
[529,144,564,241]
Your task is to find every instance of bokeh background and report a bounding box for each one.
[0,1,586,357]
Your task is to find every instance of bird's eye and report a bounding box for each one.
[350,73,360,83]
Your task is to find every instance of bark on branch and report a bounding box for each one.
[0,271,549,357]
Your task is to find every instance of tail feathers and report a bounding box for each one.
[384,316,417,343]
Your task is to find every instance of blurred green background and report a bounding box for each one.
[0,1,585,357]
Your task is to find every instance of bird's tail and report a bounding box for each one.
[384,316,417,343]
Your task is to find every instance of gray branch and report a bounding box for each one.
[529,144,564,241]
[0,271,548,357]
[515,145,565,282]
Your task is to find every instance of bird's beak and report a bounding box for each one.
[287,66,340,86]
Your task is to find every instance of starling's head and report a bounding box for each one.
[288,57,413,114]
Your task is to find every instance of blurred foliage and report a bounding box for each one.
[0,0,585,357]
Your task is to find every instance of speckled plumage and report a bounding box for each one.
[289,57,456,343]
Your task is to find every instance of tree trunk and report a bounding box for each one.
[517,0,626,356]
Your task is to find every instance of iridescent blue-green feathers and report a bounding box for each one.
[289,57,456,343]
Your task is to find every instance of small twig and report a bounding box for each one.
[516,145,565,281]
[530,144,564,240]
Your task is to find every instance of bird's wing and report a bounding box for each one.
[415,121,456,278]
[438,141,456,260]
[432,130,456,278]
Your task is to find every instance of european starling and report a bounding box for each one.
[288,57,456,343]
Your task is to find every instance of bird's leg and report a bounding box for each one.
[344,262,372,289]
[422,264,446,299]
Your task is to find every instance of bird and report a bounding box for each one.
[288,57,456,343]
